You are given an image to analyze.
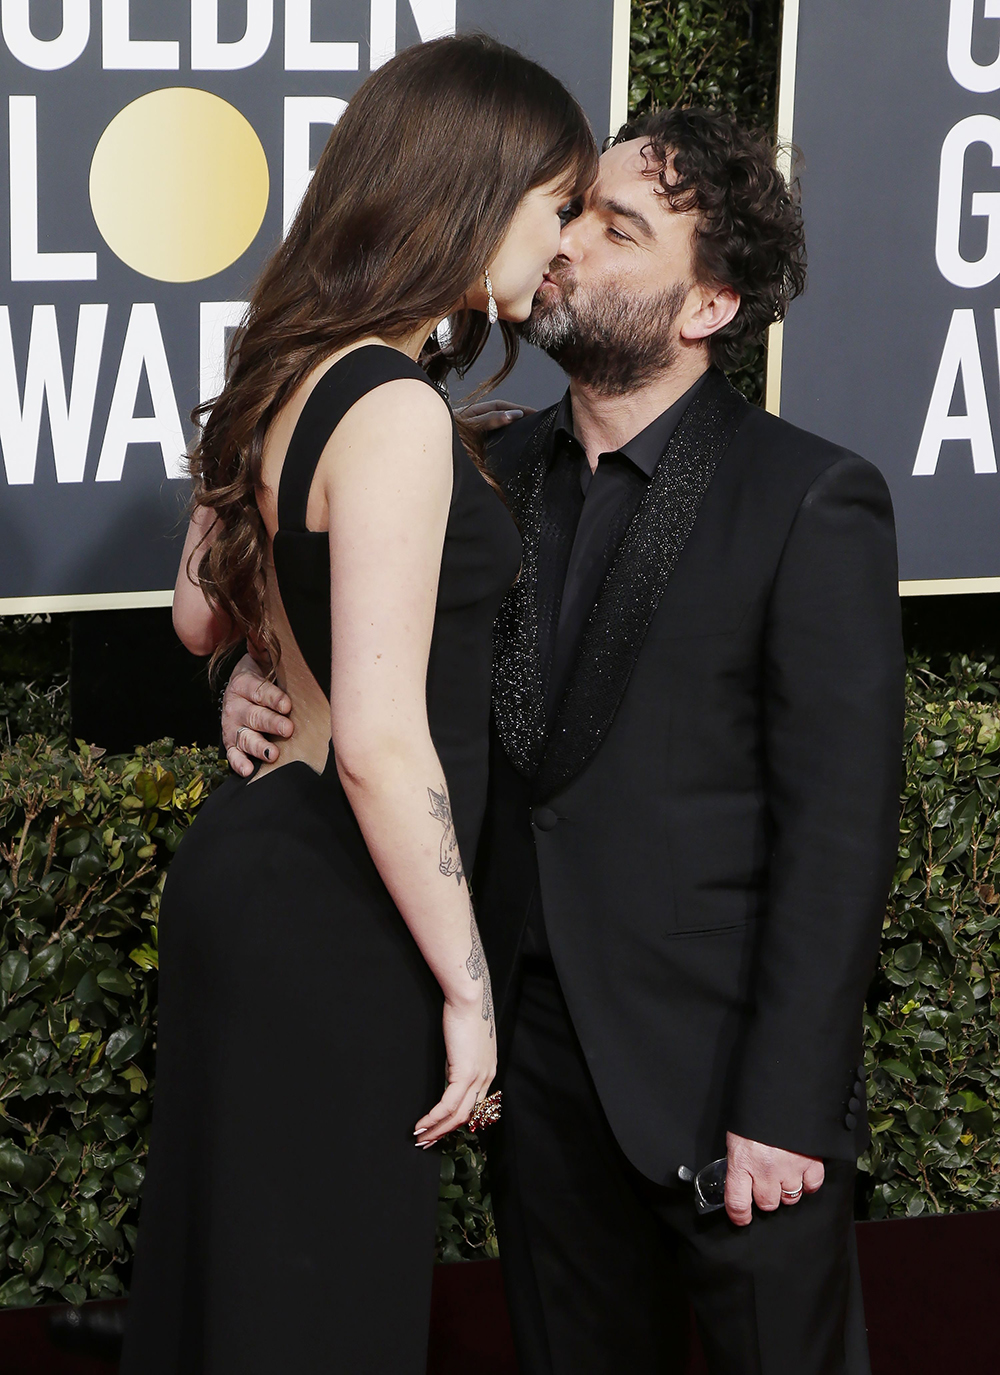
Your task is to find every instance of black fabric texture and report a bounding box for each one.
[490,962,871,1375]
[542,375,703,716]
[476,393,905,1183]
[121,346,521,1374]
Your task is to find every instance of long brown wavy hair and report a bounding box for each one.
[189,34,597,672]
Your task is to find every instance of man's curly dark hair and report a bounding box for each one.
[612,108,806,373]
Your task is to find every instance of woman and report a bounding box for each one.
[119,34,597,1375]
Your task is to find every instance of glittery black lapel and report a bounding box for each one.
[537,370,748,799]
[492,406,558,778]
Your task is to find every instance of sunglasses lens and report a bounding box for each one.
[694,1157,728,1213]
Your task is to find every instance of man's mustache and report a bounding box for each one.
[534,263,575,305]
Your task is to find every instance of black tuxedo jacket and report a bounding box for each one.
[474,368,904,1185]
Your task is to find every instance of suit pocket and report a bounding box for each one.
[666,919,752,940]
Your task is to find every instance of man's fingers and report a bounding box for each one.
[251,676,292,715]
[779,1177,804,1205]
[225,745,254,778]
[802,1160,826,1193]
[239,704,293,738]
[228,672,292,721]
[238,728,281,764]
[753,1173,781,1212]
[725,1164,754,1227]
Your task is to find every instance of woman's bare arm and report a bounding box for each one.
[321,377,496,1142]
[172,505,231,657]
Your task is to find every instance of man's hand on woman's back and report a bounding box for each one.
[222,653,294,776]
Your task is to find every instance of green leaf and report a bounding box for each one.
[112,1163,144,1195]
[96,968,134,997]
[0,1274,34,1306]
[105,1025,144,1069]
[880,1058,917,1083]
[73,971,102,1006]
[905,1105,936,1136]
[893,942,923,971]
[27,944,63,982]
[61,829,90,857]
[1,953,29,997]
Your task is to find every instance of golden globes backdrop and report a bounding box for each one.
[771,0,1000,593]
[0,0,630,611]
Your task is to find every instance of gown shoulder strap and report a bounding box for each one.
[276,344,443,533]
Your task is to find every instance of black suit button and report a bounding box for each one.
[856,1063,866,1080]
[532,807,558,831]
[853,1081,864,1098]
[849,1097,862,1113]
[845,1113,857,1130]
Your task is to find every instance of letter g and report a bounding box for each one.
[936,114,1000,289]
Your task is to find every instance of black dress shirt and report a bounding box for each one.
[539,373,707,716]
[523,371,706,959]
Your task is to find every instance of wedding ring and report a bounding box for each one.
[235,726,248,751]
[781,1186,803,1199]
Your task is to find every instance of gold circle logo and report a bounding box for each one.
[89,87,269,283]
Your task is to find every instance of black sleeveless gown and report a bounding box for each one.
[120,346,521,1375]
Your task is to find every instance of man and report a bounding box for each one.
[224,109,903,1374]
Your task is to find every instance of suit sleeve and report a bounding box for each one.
[728,454,904,1160]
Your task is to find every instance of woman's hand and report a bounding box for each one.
[456,398,534,431]
[414,998,497,1146]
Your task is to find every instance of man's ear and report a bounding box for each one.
[680,283,740,342]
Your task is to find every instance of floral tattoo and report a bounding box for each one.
[428,785,464,883]
[466,905,495,1038]
[428,784,494,1036]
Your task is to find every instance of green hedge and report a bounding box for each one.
[860,657,1000,1218]
[1,657,998,1303]
[0,735,494,1306]
[0,740,224,1305]
[4,0,997,1314]
[629,0,782,404]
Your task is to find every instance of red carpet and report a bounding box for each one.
[0,1211,996,1374]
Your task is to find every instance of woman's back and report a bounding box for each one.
[253,341,520,860]
[122,27,593,1373]
[121,343,519,1375]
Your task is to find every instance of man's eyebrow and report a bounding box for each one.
[597,196,655,239]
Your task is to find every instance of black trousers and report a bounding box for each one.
[490,961,871,1375]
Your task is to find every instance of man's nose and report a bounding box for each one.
[557,217,583,261]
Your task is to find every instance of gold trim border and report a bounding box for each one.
[765,0,800,416]
[899,577,1000,597]
[609,0,631,137]
[0,590,174,616]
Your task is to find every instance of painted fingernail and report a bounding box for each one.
[264,748,272,760]
[414,1128,427,1136]
[504,410,523,420]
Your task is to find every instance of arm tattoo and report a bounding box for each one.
[428,783,494,1035]
[428,784,464,884]
[466,906,495,1039]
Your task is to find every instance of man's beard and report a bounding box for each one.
[517,269,688,396]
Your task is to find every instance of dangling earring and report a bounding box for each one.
[485,268,498,325]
